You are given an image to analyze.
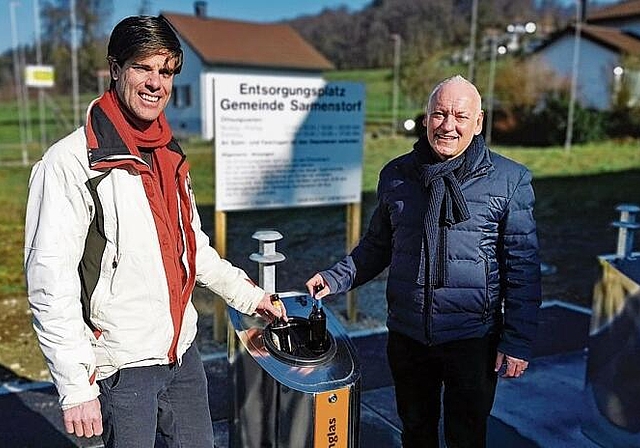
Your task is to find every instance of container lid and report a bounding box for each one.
[228,292,360,392]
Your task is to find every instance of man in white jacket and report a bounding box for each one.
[24,15,285,447]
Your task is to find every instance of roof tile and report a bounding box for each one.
[161,12,334,71]
[587,0,640,22]
[580,24,640,55]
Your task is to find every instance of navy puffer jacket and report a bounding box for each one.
[321,136,541,360]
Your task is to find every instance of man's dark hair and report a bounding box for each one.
[107,15,183,76]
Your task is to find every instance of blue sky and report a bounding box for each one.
[1,0,372,55]
[0,0,622,56]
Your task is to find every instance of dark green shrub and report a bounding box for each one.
[604,106,640,139]
[493,92,607,146]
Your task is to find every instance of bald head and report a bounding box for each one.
[423,75,484,160]
[426,75,482,114]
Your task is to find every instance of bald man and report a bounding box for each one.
[307,75,541,448]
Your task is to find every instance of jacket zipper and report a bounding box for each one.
[424,164,491,342]
[462,165,490,184]
[425,287,434,344]
[168,154,192,364]
[102,153,183,364]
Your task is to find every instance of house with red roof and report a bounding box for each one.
[161,4,334,139]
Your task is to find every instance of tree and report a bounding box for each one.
[40,0,113,94]
[288,0,570,136]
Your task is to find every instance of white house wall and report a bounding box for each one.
[201,68,325,141]
[164,37,204,138]
[538,35,619,110]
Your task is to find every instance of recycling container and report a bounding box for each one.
[228,291,361,448]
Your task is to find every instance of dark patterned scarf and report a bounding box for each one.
[414,135,485,289]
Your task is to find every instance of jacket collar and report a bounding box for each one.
[85,98,184,169]
[407,134,494,182]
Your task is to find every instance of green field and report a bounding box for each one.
[325,68,415,123]
[0,93,95,163]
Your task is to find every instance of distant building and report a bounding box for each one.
[161,4,334,140]
[533,0,640,110]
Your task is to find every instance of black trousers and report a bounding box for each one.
[387,331,499,448]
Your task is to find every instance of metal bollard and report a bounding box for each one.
[612,204,640,259]
[249,230,286,292]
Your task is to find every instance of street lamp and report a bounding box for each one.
[506,21,537,53]
[486,39,507,146]
[403,119,415,133]
[565,0,583,152]
[468,0,479,81]
[33,0,47,151]
[9,1,28,166]
[613,65,624,104]
[70,0,80,127]
[391,33,401,136]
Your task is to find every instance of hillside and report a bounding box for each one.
[286,0,574,70]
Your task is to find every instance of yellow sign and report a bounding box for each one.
[24,65,55,88]
[314,387,350,448]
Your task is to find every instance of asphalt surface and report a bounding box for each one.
[0,301,622,448]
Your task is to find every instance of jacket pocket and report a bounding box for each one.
[88,243,118,320]
[482,257,501,322]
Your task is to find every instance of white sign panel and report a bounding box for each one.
[214,75,365,211]
[24,65,55,88]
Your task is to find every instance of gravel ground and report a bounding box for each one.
[192,201,390,353]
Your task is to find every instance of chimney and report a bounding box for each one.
[194,1,207,18]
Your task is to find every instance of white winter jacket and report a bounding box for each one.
[24,100,265,409]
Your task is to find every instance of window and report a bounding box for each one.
[173,85,192,108]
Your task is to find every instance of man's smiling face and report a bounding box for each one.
[110,52,177,128]
[424,80,484,160]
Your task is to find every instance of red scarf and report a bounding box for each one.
[88,89,173,153]
[87,89,196,363]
